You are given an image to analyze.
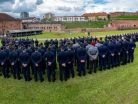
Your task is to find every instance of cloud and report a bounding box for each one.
[0,0,15,3]
[0,0,138,18]
[36,0,43,5]
[83,0,138,13]
[94,0,109,4]
[12,0,37,13]
[57,6,72,11]
[0,2,13,12]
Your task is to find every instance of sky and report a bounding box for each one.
[0,0,138,18]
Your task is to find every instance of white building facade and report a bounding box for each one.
[54,16,88,22]
[21,17,40,23]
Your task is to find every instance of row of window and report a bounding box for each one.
[119,24,137,27]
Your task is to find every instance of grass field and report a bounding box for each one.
[113,15,138,20]
[63,21,110,29]
[16,29,138,40]
[0,30,138,104]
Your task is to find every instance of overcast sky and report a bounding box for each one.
[0,0,138,18]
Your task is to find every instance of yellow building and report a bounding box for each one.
[82,12,108,21]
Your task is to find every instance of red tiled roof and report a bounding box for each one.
[0,13,16,21]
[82,12,108,17]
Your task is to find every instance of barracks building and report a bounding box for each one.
[0,13,22,35]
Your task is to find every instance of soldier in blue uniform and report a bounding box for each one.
[66,46,75,78]
[9,48,21,80]
[98,43,108,70]
[115,40,122,66]
[4,46,10,77]
[38,45,46,74]
[122,39,129,65]
[19,48,31,81]
[16,46,23,74]
[76,45,87,76]
[50,45,57,70]
[108,40,116,68]
[43,47,56,82]
[26,46,34,74]
[128,39,136,63]
[58,47,68,81]
[0,48,10,78]
[31,48,44,82]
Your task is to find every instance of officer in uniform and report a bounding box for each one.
[19,48,31,81]
[66,46,75,78]
[98,43,108,70]
[5,46,10,77]
[86,43,92,70]
[50,45,57,70]
[72,42,80,67]
[26,46,34,74]
[128,39,136,63]
[122,39,129,65]
[87,44,99,73]
[58,47,68,81]
[108,40,116,68]
[0,48,10,78]
[43,47,56,82]
[16,46,23,74]
[9,48,21,80]
[38,45,45,74]
[31,48,44,82]
[76,45,87,76]
[115,40,122,66]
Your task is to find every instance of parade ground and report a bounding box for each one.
[18,29,138,40]
[0,30,138,104]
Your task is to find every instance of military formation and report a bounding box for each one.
[0,33,137,82]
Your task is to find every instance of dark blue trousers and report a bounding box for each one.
[11,65,21,79]
[78,62,86,76]
[67,62,74,78]
[59,64,67,81]
[99,56,107,70]
[23,66,30,81]
[47,65,56,82]
[2,65,9,78]
[33,66,44,82]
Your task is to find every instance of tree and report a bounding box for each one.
[107,14,111,20]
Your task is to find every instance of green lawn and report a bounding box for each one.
[113,15,138,20]
[0,34,138,104]
[16,29,138,40]
[63,21,110,29]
